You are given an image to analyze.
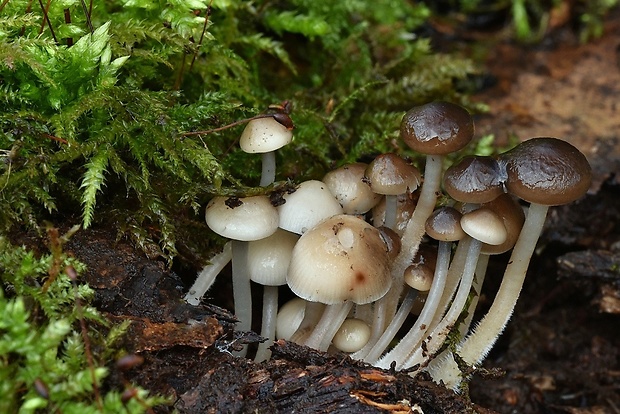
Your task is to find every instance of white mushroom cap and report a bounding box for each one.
[239,116,293,153]
[205,195,279,241]
[276,298,307,340]
[332,318,371,353]
[460,207,507,246]
[287,214,391,305]
[277,180,344,234]
[247,229,299,286]
[322,163,382,214]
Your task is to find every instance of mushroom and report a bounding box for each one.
[388,102,474,332]
[323,163,382,215]
[400,207,507,370]
[287,214,392,351]
[247,228,299,362]
[374,206,466,367]
[240,115,293,186]
[332,318,372,353]
[277,180,343,235]
[362,244,437,364]
[204,195,279,356]
[275,297,307,341]
[432,137,591,389]
[364,153,421,229]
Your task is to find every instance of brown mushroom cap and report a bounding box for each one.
[364,153,421,195]
[425,206,466,242]
[286,214,392,305]
[443,155,505,203]
[400,102,474,155]
[501,137,592,206]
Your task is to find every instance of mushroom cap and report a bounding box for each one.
[400,101,475,155]
[443,155,505,203]
[377,226,401,260]
[479,194,525,255]
[332,318,371,353]
[501,137,592,206]
[247,229,299,286]
[205,195,279,241]
[277,180,344,234]
[239,116,293,153]
[372,192,417,237]
[364,153,421,195]
[287,214,392,305]
[276,298,306,341]
[323,162,382,214]
[425,206,466,242]
[460,207,507,246]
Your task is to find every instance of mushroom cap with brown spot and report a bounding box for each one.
[400,102,474,155]
[443,155,505,203]
[286,215,392,305]
[205,195,279,241]
[501,137,592,206]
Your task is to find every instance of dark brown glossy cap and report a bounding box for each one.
[400,102,474,155]
[443,155,505,203]
[365,153,421,195]
[501,137,592,206]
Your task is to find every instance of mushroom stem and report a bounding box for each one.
[384,194,398,230]
[375,241,451,368]
[260,151,276,187]
[254,285,278,362]
[184,241,232,305]
[432,203,549,388]
[393,155,443,283]
[362,288,417,363]
[402,237,480,370]
[304,301,354,351]
[231,240,252,357]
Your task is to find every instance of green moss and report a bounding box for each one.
[0,230,168,412]
[0,0,483,263]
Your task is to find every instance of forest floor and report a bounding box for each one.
[13,7,620,414]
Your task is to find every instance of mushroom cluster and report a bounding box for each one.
[185,102,592,386]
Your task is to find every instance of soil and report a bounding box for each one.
[12,8,620,414]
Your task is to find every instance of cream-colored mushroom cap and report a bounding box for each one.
[247,229,299,286]
[460,207,507,246]
[277,180,343,234]
[287,214,391,305]
[239,116,293,153]
[276,298,306,340]
[323,163,382,214]
[332,318,371,353]
[205,195,279,241]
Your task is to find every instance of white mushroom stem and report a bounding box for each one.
[184,242,232,306]
[431,203,548,389]
[260,151,276,187]
[362,288,417,363]
[459,253,490,337]
[392,155,444,289]
[290,301,326,344]
[304,301,354,351]
[384,194,398,230]
[374,241,451,368]
[231,240,252,357]
[254,285,279,362]
[402,237,480,371]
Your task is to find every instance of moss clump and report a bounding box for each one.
[0,228,168,412]
[0,0,483,263]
